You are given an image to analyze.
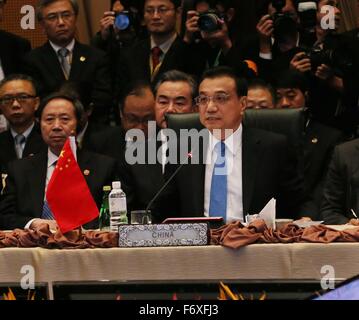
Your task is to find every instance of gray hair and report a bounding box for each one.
[36,0,79,21]
[154,70,198,100]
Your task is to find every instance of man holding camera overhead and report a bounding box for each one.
[183,0,255,78]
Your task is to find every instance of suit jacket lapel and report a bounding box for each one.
[140,39,151,81]
[2,131,17,162]
[70,41,86,80]
[190,129,208,214]
[42,42,66,82]
[23,123,45,158]
[29,153,48,217]
[242,128,261,215]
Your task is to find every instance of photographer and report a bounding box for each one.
[91,0,144,51]
[289,0,354,134]
[256,0,301,80]
[183,0,256,78]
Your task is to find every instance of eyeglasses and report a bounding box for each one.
[195,93,231,106]
[43,11,75,23]
[144,6,175,16]
[0,94,37,107]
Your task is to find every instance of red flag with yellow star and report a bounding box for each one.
[46,137,99,233]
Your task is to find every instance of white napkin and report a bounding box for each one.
[258,198,276,229]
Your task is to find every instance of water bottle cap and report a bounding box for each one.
[112,181,121,189]
[103,185,111,192]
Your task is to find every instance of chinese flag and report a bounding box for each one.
[46,137,99,233]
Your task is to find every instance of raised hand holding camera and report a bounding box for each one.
[100,11,116,40]
[256,14,274,54]
[290,52,311,73]
[183,10,200,44]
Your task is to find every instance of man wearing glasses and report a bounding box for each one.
[174,66,307,223]
[117,0,204,94]
[0,74,46,176]
[121,70,198,223]
[23,0,112,124]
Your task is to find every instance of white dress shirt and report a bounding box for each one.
[159,130,168,174]
[204,126,244,223]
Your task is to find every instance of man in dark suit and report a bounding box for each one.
[320,140,359,225]
[122,70,197,223]
[0,92,118,230]
[0,0,32,78]
[23,0,112,122]
[183,0,255,79]
[174,66,306,222]
[275,70,343,219]
[117,0,204,98]
[0,74,46,175]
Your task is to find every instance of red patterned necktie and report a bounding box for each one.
[151,46,162,71]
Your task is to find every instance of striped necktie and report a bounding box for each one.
[14,134,26,159]
[58,47,71,79]
[209,141,227,221]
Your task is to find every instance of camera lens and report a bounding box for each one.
[114,12,130,31]
[198,13,220,33]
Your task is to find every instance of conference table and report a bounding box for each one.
[1,243,358,284]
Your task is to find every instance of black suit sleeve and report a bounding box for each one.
[0,163,34,230]
[320,147,350,225]
[275,137,310,220]
[90,51,113,118]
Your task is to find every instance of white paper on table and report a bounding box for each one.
[258,198,276,229]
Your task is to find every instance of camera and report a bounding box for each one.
[197,10,224,33]
[114,11,132,31]
[270,0,298,44]
[306,46,353,72]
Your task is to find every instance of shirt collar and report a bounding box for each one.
[150,33,177,55]
[47,148,59,168]
[10,122,35,140]
[76,121,88,146]
[49,38,75,54]
[209,125,242,156]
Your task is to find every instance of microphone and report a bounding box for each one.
[145,152,192,216]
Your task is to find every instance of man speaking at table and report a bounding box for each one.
[174,66,307,222]
[0,92,118,231]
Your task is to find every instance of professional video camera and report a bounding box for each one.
[197,9,225,33]
[271,0,298,44]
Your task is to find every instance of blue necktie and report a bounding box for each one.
[209,141,227,220]
[41,200,54,220]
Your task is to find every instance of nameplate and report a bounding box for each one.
[118,223,209,247]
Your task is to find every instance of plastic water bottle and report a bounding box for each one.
[109,181,128,232]
[99,185,111,231]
